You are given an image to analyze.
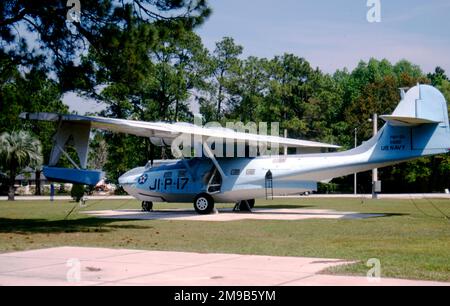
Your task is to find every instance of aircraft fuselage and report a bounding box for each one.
[119,121,449,204]
[119,156,317,203]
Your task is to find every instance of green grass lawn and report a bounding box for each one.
[0,197,449,281]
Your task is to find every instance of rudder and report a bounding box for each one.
[380,84,450,152]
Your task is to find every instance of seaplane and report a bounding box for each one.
[20,84,450,214]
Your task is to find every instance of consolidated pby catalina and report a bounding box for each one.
[20,84,450,214]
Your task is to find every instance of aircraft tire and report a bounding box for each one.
[239,199,255,211]
[142,201,153,212]
[194,194,214,214]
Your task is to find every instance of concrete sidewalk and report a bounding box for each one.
[83,208,385,222]
[0,195,135,201]
[0,247,448,286]
[278,193,450,199]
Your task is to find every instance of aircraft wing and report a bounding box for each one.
[19,112,340,149]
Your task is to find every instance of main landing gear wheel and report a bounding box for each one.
[142,201,153,212]
[237,199,255,212]
[194,194,215,214]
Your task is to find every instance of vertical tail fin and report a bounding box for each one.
[378,84,450,155]
[380,84,449,126]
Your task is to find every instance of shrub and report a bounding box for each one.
[70,184,85,202]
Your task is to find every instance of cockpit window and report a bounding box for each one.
[144,161,153,170]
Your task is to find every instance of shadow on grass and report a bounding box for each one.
[0,218,154,234]
[363,213,408,218]
[256,205,314,209]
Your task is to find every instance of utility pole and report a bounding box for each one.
[354,116,376,196]
[354,128,357,195]
[284,129,288,156]
[372,113,379,199]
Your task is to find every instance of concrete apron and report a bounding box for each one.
[0,247,448,286]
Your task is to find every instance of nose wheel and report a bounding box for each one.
[142,201,153,212]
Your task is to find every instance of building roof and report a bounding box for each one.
[14,167,47,181]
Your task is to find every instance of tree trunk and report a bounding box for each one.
[174,98,179,122]
[7,185,15,201]
[7,173,15,201]
[217,84,223,121]
[35,170,42,196]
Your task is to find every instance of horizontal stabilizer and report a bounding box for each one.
[380,115,441,125]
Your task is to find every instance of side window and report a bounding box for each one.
[230,169,241,175]
[246,169,255,175]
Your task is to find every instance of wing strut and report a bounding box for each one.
[44,118,102,186]
[202,143,227,179]
[49,121,91,168]
[54,144,80,170]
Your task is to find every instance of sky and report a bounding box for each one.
[196,0,450,73]
[65,0,450,114]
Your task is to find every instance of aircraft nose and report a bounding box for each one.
[118,173,135,185]
[119,167,145,183]
[118,167,146,194]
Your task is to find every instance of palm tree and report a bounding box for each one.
[0,131,43,201]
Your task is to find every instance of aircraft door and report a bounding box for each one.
[207,168,222,194]
[265,170,273,199]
